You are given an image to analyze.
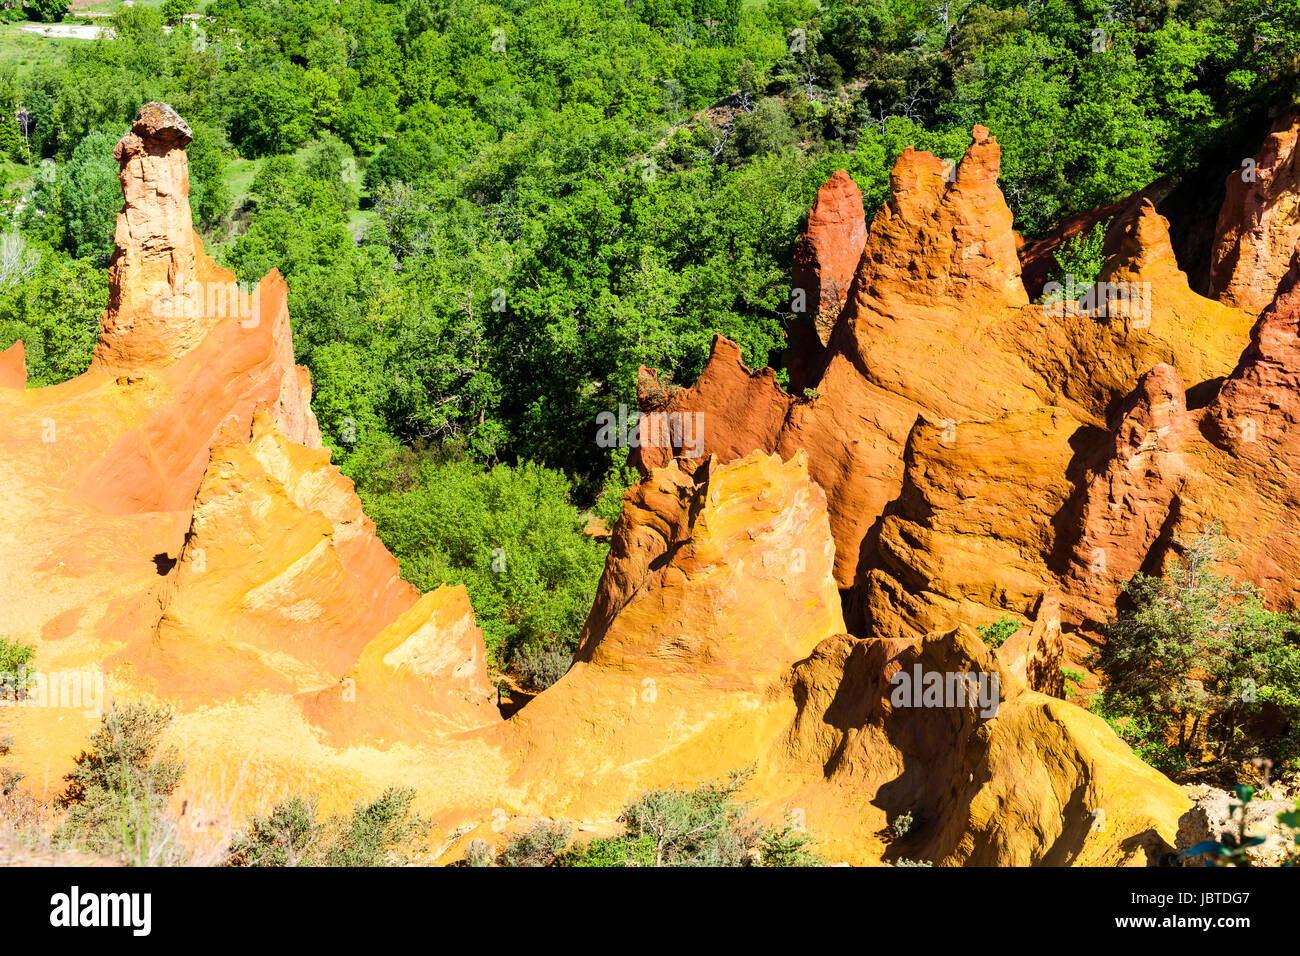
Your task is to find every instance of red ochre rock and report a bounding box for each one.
[787,169,866,390]
[632,133,1252,600]
[0,340,24,388]
[1209,109,1300,312]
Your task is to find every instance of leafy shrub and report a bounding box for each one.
[1089,696,1186,779]
[1061,667,1086,696]
[728,97,798,162]
[227,787,429,867]
[976,617,1018,650]
[556,833,658,867]
[0,638,34,699]
[0,767,23,796]
[889,809,913,840]
[555,767,822,867]
[1094,524,1300,774]
[618,770,758,866]
[323,787,429,867]
[225,795,319,866]
[159,0,191,26]
[360,451,608,686]
[25,0,68,23]
[464,838,492,867]
[59,132,122,263]
[496,821,571,867]
[57,702,187,865]
[512,644,573,690]
[185,121,230,229]
[759,811,823,867]
[1050,221,1109,292]
[592,453,636,528]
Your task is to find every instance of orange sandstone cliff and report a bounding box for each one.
[14,103,1298,866]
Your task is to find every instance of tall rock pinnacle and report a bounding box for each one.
[786,169,866,391]
[1209,109,1300,312]
[857,125,1027,310]
[94,102,211,369]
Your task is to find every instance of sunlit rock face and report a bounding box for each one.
[16,103,1300,866]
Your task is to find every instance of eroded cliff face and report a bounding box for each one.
[609,117,1300,860]
[500,450,846,818]
[635,128,1253,618]
[786,169,866,391]
[0,105,499,853]
[8,101,1296,866]
[1209,108,1300,312]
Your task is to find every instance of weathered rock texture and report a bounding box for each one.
[96,102,207,369]
[1177,785,1299,867]
[635,131,1253,621]
[779,626,1184,865]
[11,104,1300,867]
[0,341,23,388]
[503,450,846,815]
[786,169,865,390]
[612,117,1300,860]
[0,106,496,849]
[1209,109,1300,312]
[1060,363,1189,628]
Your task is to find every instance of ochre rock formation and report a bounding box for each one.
[501,450,845,818]
[633,133,1253,613]
[14,102,1300,867]
[859,125,1027,309]
[0,340,23,388]
[996,589,1066,699]
[1060,364,1189,629]
[787,169,865,390]
[0,106,497,847]
[779,626,1184,865]
[611,116,1300,860]
[1209,109,1300,312]
[862,406,1081,643]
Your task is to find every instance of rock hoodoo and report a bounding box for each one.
[787,169,866,390]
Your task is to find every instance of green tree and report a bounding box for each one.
[1096,525,1300,771]
[359,452,608,685]
[0,253,107,386]
[728,96,798,161]
[185,121,230,229]
[59,131,122,262]
[26,0,68,23]
[159,0,192,26]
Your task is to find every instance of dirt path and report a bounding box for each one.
[20,23,104,39]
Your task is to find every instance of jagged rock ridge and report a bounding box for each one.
[12,102,1300,865]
